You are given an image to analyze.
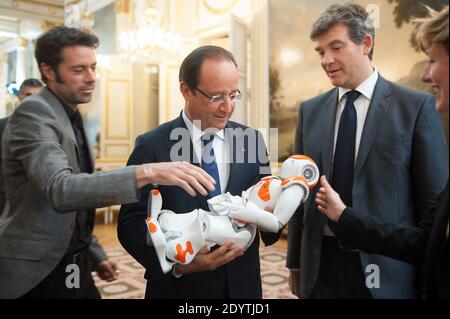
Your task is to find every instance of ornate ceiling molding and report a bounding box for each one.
[0,0,65,24]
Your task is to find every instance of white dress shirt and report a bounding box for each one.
[323,69,379,237]
[333,70,379,161]
[182,110,230,193]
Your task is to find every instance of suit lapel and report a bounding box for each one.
[225,123,245,194]
[166,114,203,206]
[41,88,97,172]
[40,88,77,146]
[166,114,199,165]
[354,76,392,179]
[321,89,339,180]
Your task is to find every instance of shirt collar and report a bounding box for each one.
[182,109,225,143]
[47,87,78,121]
[338,69,379,102]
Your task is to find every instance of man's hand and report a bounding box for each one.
[96,260,119,282]
[136,161,216,196]
[315,176,346,222]
[175,241,244,275]
[289,269,301,298]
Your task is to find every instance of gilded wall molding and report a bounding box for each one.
[202,0,239,15]
[41,20,59,31]
[115,0,130,14]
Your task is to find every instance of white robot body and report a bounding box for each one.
[244,177,283,211]
[202,214,256,249]
[164,216,205,266]
[211,155,319,233]
[146,155,320,274]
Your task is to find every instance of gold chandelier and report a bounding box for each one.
[119,0,181,64]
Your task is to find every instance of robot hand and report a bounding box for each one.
[207,193,246,216]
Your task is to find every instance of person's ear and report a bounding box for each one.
[362,35,373,56]
[180,81,194,101]
[40,63,56,82]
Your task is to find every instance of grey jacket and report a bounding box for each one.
[0,88,138,298]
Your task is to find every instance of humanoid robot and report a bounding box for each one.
[146,155,319,274]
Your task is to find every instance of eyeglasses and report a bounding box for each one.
[195,87,242,104]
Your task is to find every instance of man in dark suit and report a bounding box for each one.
[287,3,449,299]
[118,45,278,299]
[0,27,214,299]
[315,5,449,299]
[0,78,43,214]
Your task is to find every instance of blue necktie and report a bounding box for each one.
[329,90,361,233]
[201,134,222,198]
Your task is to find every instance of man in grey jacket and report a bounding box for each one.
[0,26,215,299]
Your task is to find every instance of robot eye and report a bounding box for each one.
[302,166,316,182]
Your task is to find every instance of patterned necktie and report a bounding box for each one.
[201,133,222,198]
[329,90,361,233]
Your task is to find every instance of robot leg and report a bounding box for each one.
[202,214,256,249]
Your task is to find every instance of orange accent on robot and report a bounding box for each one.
[175,241,194,264]
[281,176,307,187]
[146,217,158,233]
[258,180,272,202]
[289,154,314,162]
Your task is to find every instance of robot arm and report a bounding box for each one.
[227,154,319,233]
[272,184,304,228]
[227,201,280,233]
[227,182,308,233]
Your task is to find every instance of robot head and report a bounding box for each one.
[280,155,320,189]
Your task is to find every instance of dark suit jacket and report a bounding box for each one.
[286,75,449,299]
[0,116,9,215]
[337,182,449,299]
[118,114,278,299]
[424,183,449,299]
